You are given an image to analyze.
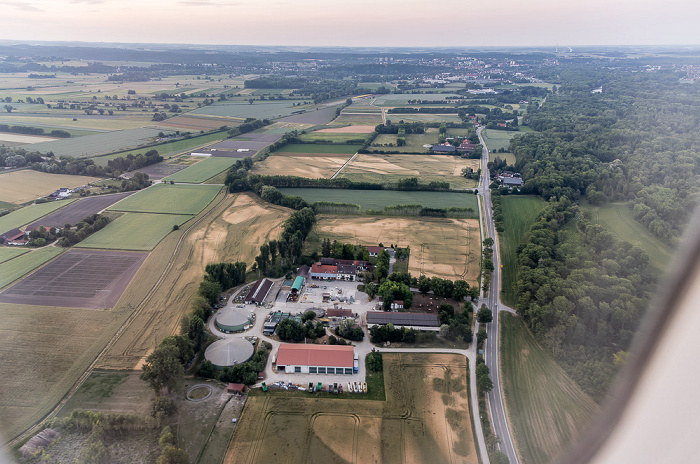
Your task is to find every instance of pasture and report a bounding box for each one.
[0,249,148,309]
[27,127,176,158]
[251,154,352,179]
[0,199,75,234]
[278,188,478,211]
[500,313,598,464]
[316,125,376,134]
[0,133,59,144]
[587,202,674,272]
[482,129,519,153]
[388,114,464,124]
[332,112,383,126]
[76,213,193,251]
[298,131,371,143]
[370,133,437,153]
[339,154,480,189]
[0,171,97,205]
[99,193,291,369]
[92,130,228,166]
[274,143,361,155]
[163,157,236,183]
[107,183,222,215]
[225,353,477,464]
[190,101,302,120]
[0,247,64,289]
[0,247,28,264]
[499,196,546,306]
[312,215,480,281]
[373,93,460,106]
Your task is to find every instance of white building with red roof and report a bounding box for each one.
[275,344,354,375]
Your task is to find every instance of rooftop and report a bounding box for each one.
[205,338,255,367]
[276,344,353,368]
[366,311,440,327]
[244,278,273,303]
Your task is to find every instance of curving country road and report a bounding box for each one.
[477,126,519,464]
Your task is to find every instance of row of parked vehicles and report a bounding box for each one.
[259,380,367,394]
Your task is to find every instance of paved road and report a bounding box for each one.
[478,126,519,464]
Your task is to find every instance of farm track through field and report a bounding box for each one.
[330,152,358,179]
[4,188,227,449]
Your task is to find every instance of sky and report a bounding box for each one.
[0,0,699,48]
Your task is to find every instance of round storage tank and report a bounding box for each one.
[205,338,255,370]
[215,308,253,333]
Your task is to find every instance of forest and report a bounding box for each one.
[508,64,700,400]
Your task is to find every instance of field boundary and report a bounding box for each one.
[4,187,227,448]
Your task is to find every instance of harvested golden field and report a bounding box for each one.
[0,170,99,204]
[316,125,376,133]
[99,193,291,369]
[339,154,480,189]
[314,215,480,282]
[225,353,477,464]
[0,303,128,440]
[251,153,353,178]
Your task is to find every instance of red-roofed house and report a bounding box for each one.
[276,344,354,375]
[310,263,337,280]
[226,383,245,395]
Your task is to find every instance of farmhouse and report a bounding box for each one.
[457,140,477,153]
[0,228,25,245]
[244,278,274,305]
[310,258,370,281]
[367,246,391,257]
[366,311,440,332]
[204,338,255,370]
[391,300,405,310]
[275,344,355,375]
[215,308,254,333]
[497,171,524,187]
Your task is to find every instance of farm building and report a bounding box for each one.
[204,338,255,370]
[367,246,390,257]
[215,308,254,333]
[244,278,274,305]
[366,311,440,332]
[227,383,245,395]
[310,258,370,281]
[276,344,355,375]
[391,300,405,310]
[326,308,353,318]
[1,228,26,245]
[431,144,456,153]
[291,276,305,294]
[497,171,524,187]
[310,263,337,280]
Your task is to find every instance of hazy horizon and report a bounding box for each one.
[0,0,698,48]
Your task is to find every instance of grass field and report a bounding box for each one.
[225,353,477,464]
[0,247,63,289]
[162,157,236,183]
[92,131,228,166]
[0,248,28,263]
[107,183,222,215]
[339,154,480,189]
[0,199,76,233]
[76,213,193,251]
[388,114,464,124]
[499,196,546,306]
[251,154,352,179]
[373,94,459,106]
[298,131,371,143]
[482,129,519,153]
[500,313,598,464]
[370,132,437,153]
[27,127,176,158]
[311,215,480,282]
[190,101,304,120]
[332,112,384,126]
[0,171,97,205]
[587,203,674,272]
[99,193,291,369]
[278,188,478,211]
[274,143,361,155]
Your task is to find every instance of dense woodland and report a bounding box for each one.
[507,65,700,400]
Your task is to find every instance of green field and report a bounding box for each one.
[297,131,370,143]
[370,133,437,153]
[107,184,222,215]
[0,248,29,263]
[482,129,519,152]
[76,213,193,251]
[0,247,64,289]
[0,199,76,234]
[92,131,229,166]
[163,157,236,183]
[278,188,478,211]
[499,196,546,306]
[0,200,15,209]
[387,114,463,124]
[373,93,459,106]
[190,101,305,120]
[501,313,598,464]
[26,127,176,158]
[274,143,362,155]
[587,203,674,272]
